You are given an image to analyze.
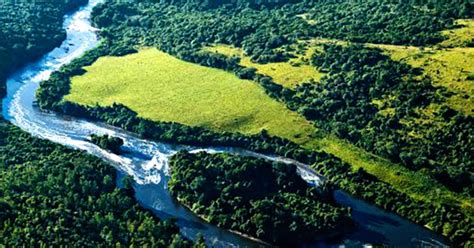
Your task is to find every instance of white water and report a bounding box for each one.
[1,1,449,247]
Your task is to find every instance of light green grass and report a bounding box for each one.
[65,48,318,145]
[315,136,473,214]
[204,44,325,89]
[370,44,474,116]
[440,19,474,48]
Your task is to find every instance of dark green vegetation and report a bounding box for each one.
[90,134,124,154]
[0,0,87,99]
[0,122,193,247]
[169,151,352,245]
[35,0,474,247]
[155,0,301,9]
[303,0,472,46]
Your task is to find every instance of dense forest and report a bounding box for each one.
[90,134,124,154]
[0,122,194,247]
[156,0,302,9]
[0,0,88,99]
[168,151,352,245]
[88,0,473,64]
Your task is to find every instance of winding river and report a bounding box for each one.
[2,1,450,247]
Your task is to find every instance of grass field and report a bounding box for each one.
[65,48,319,145]
[66,47,473,215]
[204,44,325,89]
[367,44,474,116]
[440,19,474,48]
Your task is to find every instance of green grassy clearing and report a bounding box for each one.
[203,44,325,89]
[440,19,474,48]
[66,47,472,214]
[65,48,318,145]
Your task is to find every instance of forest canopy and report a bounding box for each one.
[168,151,352,245]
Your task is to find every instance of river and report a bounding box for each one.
[1,0,449,247]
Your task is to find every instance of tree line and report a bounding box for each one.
[89,0,472,65]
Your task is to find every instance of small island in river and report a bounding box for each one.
[90,134,124,154]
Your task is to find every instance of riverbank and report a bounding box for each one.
[173,197,271,247]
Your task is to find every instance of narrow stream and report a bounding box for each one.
[1,1,449,247]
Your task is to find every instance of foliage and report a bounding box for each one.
[152,0,302,9]
[90,134,124,154]
[0,122,191,247]
[168,151,352,245]
[291,44,473,195]
[303,0,473,46]
[88,0,473,66]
